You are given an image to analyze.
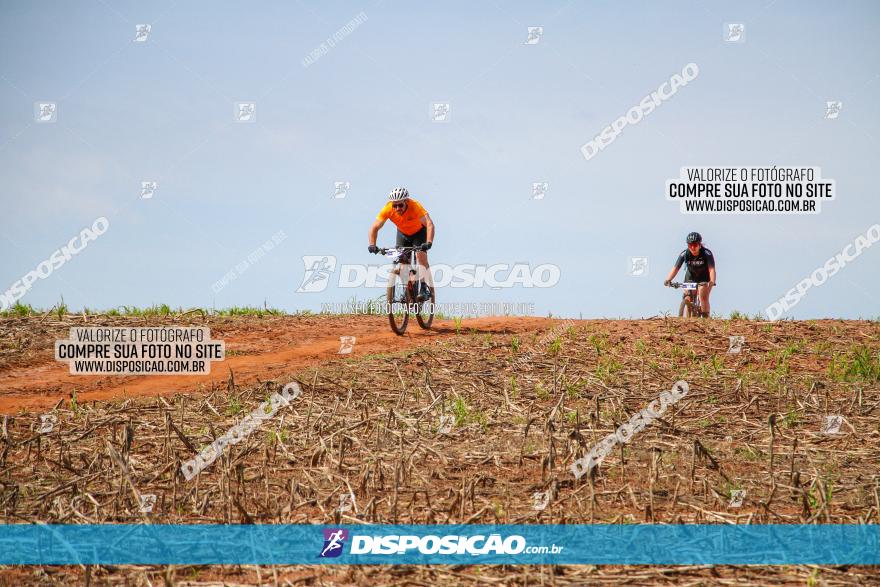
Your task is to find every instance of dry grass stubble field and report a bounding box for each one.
[0,314,878,585]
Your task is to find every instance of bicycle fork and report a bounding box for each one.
[685,293,704,317]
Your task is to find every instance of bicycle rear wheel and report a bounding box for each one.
[386,269,409,335]
[411,281,435,330]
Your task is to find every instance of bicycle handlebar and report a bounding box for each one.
[379,246,422,254]
[668,281,714,288]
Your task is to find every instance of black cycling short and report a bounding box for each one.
[396,226,428,247]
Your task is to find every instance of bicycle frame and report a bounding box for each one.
[380,246,434,334]
[381,246,427,292]
[668,281,710,318]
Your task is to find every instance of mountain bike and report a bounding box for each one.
[381,246,435,335]
[667,281,711,318]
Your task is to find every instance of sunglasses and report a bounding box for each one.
[392,202,406,209]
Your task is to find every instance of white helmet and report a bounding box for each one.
[388,187,409,201]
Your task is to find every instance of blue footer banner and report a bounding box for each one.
[0,524,877,565]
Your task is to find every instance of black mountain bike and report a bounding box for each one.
[381,246,435,335]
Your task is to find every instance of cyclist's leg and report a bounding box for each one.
[681,271,698,315]
[681,291,694,315]
[415,251,430,280]
[408,227,433,289]
[393,229,418,291]
[698,282,712,316]
[392,229,410,275]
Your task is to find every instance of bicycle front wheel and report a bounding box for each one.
[386,270,409,335]
[412,281,435,330]
[679,296,693,318]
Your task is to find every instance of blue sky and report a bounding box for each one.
[1,0,878,318]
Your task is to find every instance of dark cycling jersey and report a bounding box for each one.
[673,247,715,282]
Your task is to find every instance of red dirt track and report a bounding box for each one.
[0,315,553,414]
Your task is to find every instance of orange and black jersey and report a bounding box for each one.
[376,198,428,236]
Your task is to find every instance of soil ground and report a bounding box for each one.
[0,314,878,585]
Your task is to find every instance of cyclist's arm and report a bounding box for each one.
[420,213,435,243]
[665,252,685,282]
[368,218,386,247]
[705,249,716,285]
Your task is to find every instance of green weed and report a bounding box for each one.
[780,409,801,429]
[226,398,243,416]
[829,345,880,382]
[634,339,647,355]
[565,381,584,399]
[2,302,34,317]
[55,297,68,319]
[595,356,622,383]
[535,382,550,400]
[588,333,609,355]
[735,445,761,461]
[451,396,487,430]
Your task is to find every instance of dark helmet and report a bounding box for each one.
[686,231,702,244]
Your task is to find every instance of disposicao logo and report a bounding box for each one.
[316,529,562,558]
[319,528,348,558]
[349,533,528,555]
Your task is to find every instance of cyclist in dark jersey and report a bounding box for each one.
[664,232,716,317]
